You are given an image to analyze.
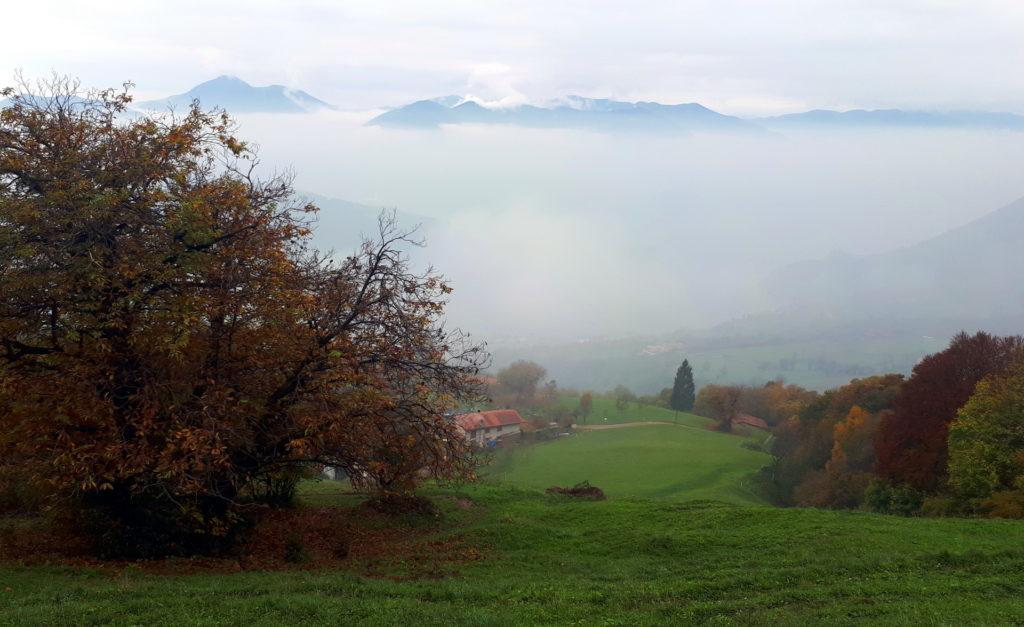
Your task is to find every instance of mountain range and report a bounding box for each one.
[366,95,758,132]
[136,76,335,113]
[9,76,1024,131]
[369,95,1024,133]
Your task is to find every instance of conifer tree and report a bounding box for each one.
[670,359,696,411]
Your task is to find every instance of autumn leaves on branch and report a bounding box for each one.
[0,76,487,555]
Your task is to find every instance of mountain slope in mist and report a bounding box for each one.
[492,197,1024,394]
[301,193,435,254]
[766,196,1024,319]
[757,109,1024,130]
[138,76,335,113]
[367,96,756,132]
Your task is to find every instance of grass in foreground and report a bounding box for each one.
[487,424,770,505]
[4,482,1024,624]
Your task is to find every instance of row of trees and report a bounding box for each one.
[0,78,488,556]
[693,380,817,432]
[763,332,1024,517]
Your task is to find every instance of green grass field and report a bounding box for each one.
[487,424,770,505]
[559,395,708,427]
[4,483,1024,624]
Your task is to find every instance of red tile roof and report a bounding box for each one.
[456,409,525,432]
[735,413,769,430]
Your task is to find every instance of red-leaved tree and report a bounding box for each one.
[875,332,1024,492]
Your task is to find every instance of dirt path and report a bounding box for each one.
[573,421,676,431]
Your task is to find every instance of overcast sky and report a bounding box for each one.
[4,0,1024,115]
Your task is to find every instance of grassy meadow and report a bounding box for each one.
[487,424,770,505]
[4,482,1024,624]
[1,411,1020,624]
[558,395,708,427]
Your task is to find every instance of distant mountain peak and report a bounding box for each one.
[137,76,335,114]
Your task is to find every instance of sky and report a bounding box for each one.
[4,0,1024,115]
[5,1,1024,341]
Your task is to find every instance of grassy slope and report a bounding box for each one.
[559,395,708,427]
[3,485,1024,624]
[487,425,770,505]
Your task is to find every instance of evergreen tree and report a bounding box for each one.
[670,360,696,411]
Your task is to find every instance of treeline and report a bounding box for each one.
[699,332,1024,518]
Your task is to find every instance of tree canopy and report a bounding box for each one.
[0,77,487,555]
[876,332,1024,492]
[948,362,1024,500]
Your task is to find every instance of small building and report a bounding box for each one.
[734,413,769,431]
[455,409,526,446]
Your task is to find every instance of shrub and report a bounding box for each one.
[863,479,924,516]
[920,495,969,518]
[980,490,1024,519]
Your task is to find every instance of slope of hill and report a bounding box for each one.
[490,194,1024,396]
[766,196,1024,320]
[487,424,770,504]
[5,483,1024,623]
[137,76,335,113]
[367,95,757,132]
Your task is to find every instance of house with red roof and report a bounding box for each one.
[734,413,769,431]
[455,409,526,446]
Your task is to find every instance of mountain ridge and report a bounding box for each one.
[137,76,335,114]
[765,196,1024,320]
[367,95,758,132]
[369,95,1024,132]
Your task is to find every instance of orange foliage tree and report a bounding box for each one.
[0,77,487,555]
[769,374,903,506]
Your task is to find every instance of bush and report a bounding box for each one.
[920,495,969,518]
[863,480,924,516]
[980,490,1024,519]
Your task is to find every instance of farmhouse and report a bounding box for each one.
[456,409,526,446]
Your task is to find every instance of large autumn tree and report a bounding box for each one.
[0,77,487,556]
[875,332,1024,492]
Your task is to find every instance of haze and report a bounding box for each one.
[5,0,1024,352]
[229,110,1024,339]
